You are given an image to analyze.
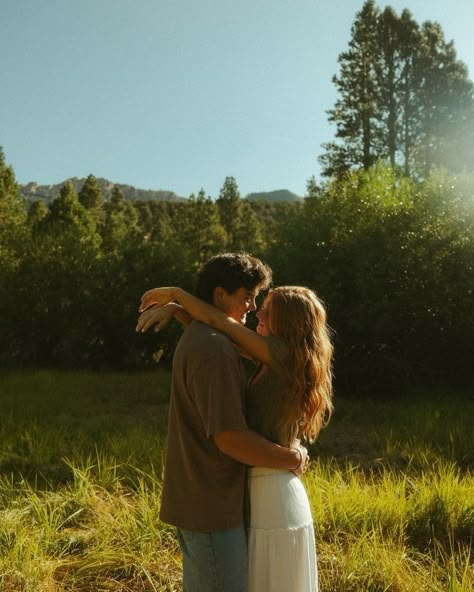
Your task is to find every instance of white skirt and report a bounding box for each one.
[247,467,318,592]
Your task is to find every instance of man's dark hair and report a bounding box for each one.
[195,253,272,304]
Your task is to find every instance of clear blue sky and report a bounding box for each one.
[1,0,473,198]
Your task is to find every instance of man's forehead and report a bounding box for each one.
[234,286,258,297]
[246,287,262,299]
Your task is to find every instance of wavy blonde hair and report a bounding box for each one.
[265,286,334,443]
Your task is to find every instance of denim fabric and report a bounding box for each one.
[177,524,247,592]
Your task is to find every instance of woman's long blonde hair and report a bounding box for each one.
[265,286,334,443]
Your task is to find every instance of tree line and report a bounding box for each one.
[1,149,472,393]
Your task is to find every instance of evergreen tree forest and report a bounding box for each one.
[1,1,473,395]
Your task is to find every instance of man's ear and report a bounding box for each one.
[213,286,226,307]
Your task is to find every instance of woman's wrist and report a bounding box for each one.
[291,447,303,472]
[172,287,182,302]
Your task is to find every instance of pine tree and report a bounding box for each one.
[320,1,474,179]
[233,200,264,254]
[320,1,382,177]
[216,176,243,250]
[397,9,421,177]
[0,147,29,273]
[412,22,474,176]
[216,176,264,252]
[78,174,104,227]
[41,180,101,259]
[376,6,405,167]
[28,200,49,228]
[184,190,227,266]
[101,186,140,255]
[10,180,103,366]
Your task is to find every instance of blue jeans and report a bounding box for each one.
[177,524,247,592]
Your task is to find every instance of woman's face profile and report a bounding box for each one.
[256,301,270,336]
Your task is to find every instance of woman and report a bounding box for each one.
[138,285,334,592]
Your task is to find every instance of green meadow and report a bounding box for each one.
[0,370,472,591]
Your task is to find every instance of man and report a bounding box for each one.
[138,253,306,592]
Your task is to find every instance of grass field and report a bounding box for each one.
[0,370,472,591]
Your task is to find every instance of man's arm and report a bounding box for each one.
[213,429,307,473]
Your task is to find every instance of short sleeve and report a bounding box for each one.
[266,336,290,374]
[190,349,248,438]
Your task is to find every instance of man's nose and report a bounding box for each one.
[249,298,257,311]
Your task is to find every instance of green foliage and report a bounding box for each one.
[78,174,104,228]
[271,164,473,391]
[321,0,381,175]
[0,179,103,367]
[27,199,48,227]
[40,180,102,257]
[216,176,263,252]
[0,148,29,274]
[0,144,472,391]
[101,185,140,255]
[174,189,227,270]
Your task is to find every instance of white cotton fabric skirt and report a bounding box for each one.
[247,467,318,592]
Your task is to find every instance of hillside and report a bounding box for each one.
[245,189,302,202]
[20,177,182,203]
[19,178,302,204]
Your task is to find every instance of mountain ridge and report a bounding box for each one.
[19,178,302,204]
[245,189,302,202]
[20,177,182,203]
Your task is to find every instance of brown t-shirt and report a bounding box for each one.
[160,321,248,531]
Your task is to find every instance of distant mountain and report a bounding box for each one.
[20,177,183,204]
[245,189,302,202]
[19,177,301,205]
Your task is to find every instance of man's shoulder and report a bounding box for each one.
[178,321,237,360]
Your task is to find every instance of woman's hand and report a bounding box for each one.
[136,304,174,333]
[139,287,175,313]
[291,440,310,476]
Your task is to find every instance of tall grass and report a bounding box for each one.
[0,453,180,591]
[0,371,472,591]
[305,458,473,591]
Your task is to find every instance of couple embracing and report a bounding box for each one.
[137,253,334,592]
